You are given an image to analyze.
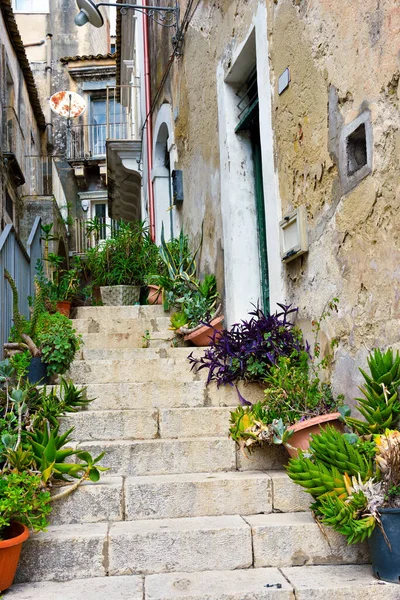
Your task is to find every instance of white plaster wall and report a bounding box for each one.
[217,4,283,325]
[217,60,262,326]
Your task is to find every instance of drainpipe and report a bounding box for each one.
[45,33,53,151]
[142,2,155,242]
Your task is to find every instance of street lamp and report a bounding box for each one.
[74,0,178,28]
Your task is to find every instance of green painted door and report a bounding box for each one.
[250,119,270,312]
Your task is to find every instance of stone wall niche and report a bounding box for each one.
[339,110,373,194]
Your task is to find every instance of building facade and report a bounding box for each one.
[13,0,117,254]
[0,0,46,234]
[116,0,399,405]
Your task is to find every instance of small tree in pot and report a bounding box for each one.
[86,221,150,306]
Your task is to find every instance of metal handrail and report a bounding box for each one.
[0,219,42,358]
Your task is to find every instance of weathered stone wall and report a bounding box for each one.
[267,0,400,401]
[148,0,400,405]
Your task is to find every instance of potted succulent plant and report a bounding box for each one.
[170,275,222,346]
[0,357,107,591]
[287,348,400,584]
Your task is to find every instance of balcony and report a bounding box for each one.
[66,83,141,162]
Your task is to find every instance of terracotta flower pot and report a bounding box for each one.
[56,300,72,318]
[0,522,29,592]
[284,412,344,458]
[148,285,163,305]
[183,316,224,346]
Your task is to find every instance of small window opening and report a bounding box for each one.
[6,191,13,221]
[346,123,367,176]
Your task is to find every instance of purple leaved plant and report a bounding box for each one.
[188,304,302,398]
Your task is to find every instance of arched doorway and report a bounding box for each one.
[152,104,178,243]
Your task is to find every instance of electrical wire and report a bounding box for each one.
[140,0,199,147]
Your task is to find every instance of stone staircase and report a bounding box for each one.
[10,306,398,598]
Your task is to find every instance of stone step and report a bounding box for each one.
[79,380,261,410]
[68,358,206,384]
[145,568,294,599]
[147,330,181,348]
[77,437,237,476]
[79,332,149,349]
[81,381,210,410]
[15,512,374,586]
[125,471,272,520]
[237,444,288,471]
[245,512,370,568]
[63,407,230,442]
[49,471,307,524]
[4,575,143,600]
[108,515,252,575]
[49,478,123,525]
[79,346,204,361]
[16,523,108,584]
[73,316,171,335]
[281,564,398,599]
[61,409,159,441]
[16,517,252,582]
[10,565,399,599]
[269,471,310,512]
[75,304,168,320]
[159,407,231,438]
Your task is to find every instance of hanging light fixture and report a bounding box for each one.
[74,0,178,29]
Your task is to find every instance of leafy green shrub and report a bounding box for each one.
[0,471,51,536]
[35,312,81,376]
[86,221,151,287]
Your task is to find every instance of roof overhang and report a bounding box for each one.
[0,0,46,129]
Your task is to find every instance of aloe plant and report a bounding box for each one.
[346,349,400,435]
[27,420,106,483]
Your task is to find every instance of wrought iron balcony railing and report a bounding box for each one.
[67,82,141,161]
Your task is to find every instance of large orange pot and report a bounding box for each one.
[284,412,344,458]
[147,285,163,305]
[56,300,72,318]
[183,316,224,346]
[0,522,29,592]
